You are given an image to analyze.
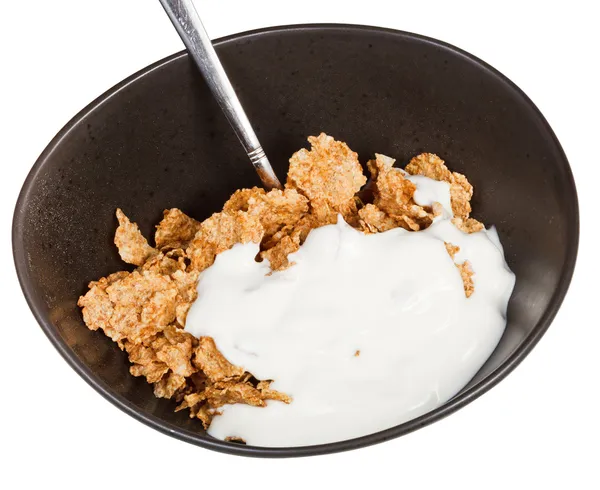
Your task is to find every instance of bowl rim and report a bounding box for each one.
[12,23,579,458]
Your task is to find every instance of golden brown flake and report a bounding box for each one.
[457,261,475,298]
[205,380,291,408]
[114,209,157,266]
[171,269,201,327]
[258,194,357,270]
[256,380,292,404]
[257,194,353,271]
[193,405,215,428]
[397,214,424,231]
[79,265,199,348]
[186,211,264,272]
[175,392,206,413]
[292,214,323,243]
[225,436,246,444]
[358,204,399,233]
[154,372,188,399]
[104,270,178,344]
[310,196,359,228]
[155,208,201,250]
[193,337,244,382]
[205,381,269,408]
[405,152,453,181]
[126,341,170,384]
[152,326,196,377]
[260,234,301,271]
[443,242,475,297]
[306,200,339,228]
[449,172,474,219]
[370,154,416,211]
[260,224,294,251]
[125,330,193,400]
[247,188,309,238]
[452,217,485,234]
[78,271,128,336]
[142,249,186,275]
[140,288,178,328]
[367,154,434,230]
[223,187,266,213]
[287,133,367,209]
[175,392,216,428]
[444,242,460,259]
[405,153,475,220]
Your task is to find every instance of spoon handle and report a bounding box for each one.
[158,0,282,190]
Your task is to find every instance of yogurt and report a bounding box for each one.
[185,179,515,447]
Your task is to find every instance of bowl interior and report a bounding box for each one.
[13,25,577,456]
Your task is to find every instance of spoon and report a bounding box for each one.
[158,0,283,190]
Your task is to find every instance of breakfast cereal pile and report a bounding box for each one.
[78,133,482,428]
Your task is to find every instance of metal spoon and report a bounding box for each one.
[158,0,283,190]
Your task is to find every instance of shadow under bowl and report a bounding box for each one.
[12,24,578,457]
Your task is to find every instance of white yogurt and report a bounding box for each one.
[405,173,453,217]
[185,179,515,447]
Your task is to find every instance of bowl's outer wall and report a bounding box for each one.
[13,25,578,456]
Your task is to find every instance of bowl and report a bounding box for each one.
[12,24,578,457]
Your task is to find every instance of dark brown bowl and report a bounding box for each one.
[12,24,578,457]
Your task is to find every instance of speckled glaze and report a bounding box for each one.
[12,24,578,457]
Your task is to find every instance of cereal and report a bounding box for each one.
[80,271,174,346]
[205,381,273,408]
[186,211,264,272]
[287,133,366,210]
[449,172,474,219]
[142,249,186,275]
[155,208,201,250]
[153,325,196,377]
[79,134,489,433]
[405,152,453,182]
[171,269,201,327]
[444,242,460,259]
[358,204,399,233]
[452,217,485,234]
[223,187,266,213]
[173,372,290,429]
[115,209,156,265]
[154,372,188,399]
[193,337,244,382]
[256,380,291,404]
[105,271,181,343]
[126,341,170,383]
[444,242,476,297]
[457,261,475,298]
[225,436,246,444]
[405,153,482,229]
[367,154,435,231]
[260,234,301,271]
[310,197,358,228]
[78,271,128,340]
[369,154,417,213]
[246,188,309,238]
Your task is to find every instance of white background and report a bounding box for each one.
[1,0,598,488]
